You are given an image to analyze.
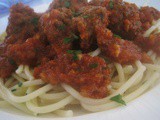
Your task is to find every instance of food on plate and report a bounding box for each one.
[0,0,160,117]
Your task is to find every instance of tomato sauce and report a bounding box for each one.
[0,0,159,98]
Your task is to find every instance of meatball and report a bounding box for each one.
[34,54,111,99]
[96,25,152,64]
[48,0,88,12]
[90,0,160,40]
[6,34,47,66]
[108,1,142,40]
[73,6,110,52]
[139,6,160,30]
[40,8,74,55]
[89,0,141,40]
[6,3,40,44]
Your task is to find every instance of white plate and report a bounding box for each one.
[0,1,160,120]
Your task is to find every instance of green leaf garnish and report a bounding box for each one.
[63,38,72,44]
[64,1,71,8]
[110,94,126,105]
[73,12,81,17]
[72,33,79,40]
[11,89,17,92]
[58,24,65,30]
[67,50,82,54]
[63,33,79,44]
[18,82,23,87]
[89,63,98,69]
[67,50,82,61]
[8,58,16,66]
[83,15,90,19]
[109,0,114,9]
[73,54,79,60]
[103,57,110,63]
[31,17,39,26]
[114,34,121,39]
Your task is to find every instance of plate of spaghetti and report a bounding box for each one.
[0,0,160,120]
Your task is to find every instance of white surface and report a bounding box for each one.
[0,0,160,120]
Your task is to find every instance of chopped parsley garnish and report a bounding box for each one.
[67,50,82,54]
[110,94,126,105]
[8,58,16,66]
[103,57,110,63]
[63,33,79,44]
[73,54,79,61]
[109,0,114,9]
[83,15,90,19]
[67,50,82,60]
[11,89,17,92]
[63,38,72,44]
[72,33,79,40]
[73,12,81,17]
[64,1,71,8]
[18,82,23,87]
[114,34,121,39]
[89,63,98,69]
[67,50,74,54]
[58,24,65,30]
[31,17,39,26]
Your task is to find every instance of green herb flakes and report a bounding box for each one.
[63,38,72,44]
[64,1,71,8]
[67,50,82,61]
[11,89,17,92]
[89,63,98,69]
[109,0,114,9]
[63,33,79,44]
[73,12,81,17]
[113,34,121,39]
[58,24,65,30]
[83,15,90,19]
[18,82,23,87]
[72,33,79,40]
[31,17,39,26]
[8,58,16,66]
[110,94,126,105]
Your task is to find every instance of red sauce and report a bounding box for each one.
[6,3,40,44]
[7,34,47,66]
[140,6,160,30]
[34,54,111,99]
[96,25,152,64]
[48,0,88,12]
[0,1,160,98]
[73,6,110,52]
[135,33,160,56]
